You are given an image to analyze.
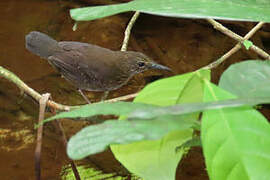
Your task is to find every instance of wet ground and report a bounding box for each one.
[0,0,270,179]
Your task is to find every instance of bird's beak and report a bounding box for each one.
[150,63,172,72]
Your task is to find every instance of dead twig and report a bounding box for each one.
[202,21,265,69]
[55,118,81,180]
[207,19,269,60]
[121,11,140,51]
[35,93,51,180]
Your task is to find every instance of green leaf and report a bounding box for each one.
[129,97,270,119]
[176,136,202,151]
[219,60,270,97]
[67,115,197,160]
[243,40,253,50]
[44,92,270,126]
[70,0,270,22]
[111,70,210,180]
[43,102,157,124]
[201,81,270,180]
[134,70,203,106]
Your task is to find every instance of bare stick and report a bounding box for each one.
[48,102,81,180]
[207,19,270,60]
[56,119,81,180]
[121,11,140,51]
[35,93,51,180]
[202,21,265,69]
[0,66,71,111]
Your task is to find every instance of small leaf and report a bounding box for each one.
[176,136,202,152]
[243,40,253,50]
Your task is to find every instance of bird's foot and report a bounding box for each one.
[78,89,91,104]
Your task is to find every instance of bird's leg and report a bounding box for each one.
[100,91,109,101]
[78,89,91,104]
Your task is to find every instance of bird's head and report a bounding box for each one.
[119,51,172,75]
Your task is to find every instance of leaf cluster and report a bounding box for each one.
[57,1,270,179]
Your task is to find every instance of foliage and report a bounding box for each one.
[70,0,270,22]
[243,40,253,50]
[110,70,208,180]
[45,60,270,180]
[202,81,270,180]
[54,1,270,179]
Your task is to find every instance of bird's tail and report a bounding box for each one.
[25,31,59,59]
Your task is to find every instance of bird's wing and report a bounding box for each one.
[47,56,81,84]
[48,42,108,90]
[58,41,118,78]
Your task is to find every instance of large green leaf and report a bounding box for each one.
[129,97,270,119]
[67,115,197,160]
[64,90,270,159]
[201,81,270,180]
[111,70,210,180]
[43,102,156,124]
[219,60,270,98]
[61,95,270,159]
[44,96,270,124]
[70,0,270,22]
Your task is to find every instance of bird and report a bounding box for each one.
[25,31,171,103]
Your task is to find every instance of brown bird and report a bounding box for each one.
[25,31,171,103]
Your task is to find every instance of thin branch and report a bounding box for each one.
[121,11,140,51]
[207,19,270,60]
[0,66,137,111]
[202,21,265,69]
[35,93,51,180]
[108,92,138,102]
[56,118,81,180]
[0,66,71,111]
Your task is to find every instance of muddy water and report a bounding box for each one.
[1,0,269,179]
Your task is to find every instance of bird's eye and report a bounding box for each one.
[138,61,145,67]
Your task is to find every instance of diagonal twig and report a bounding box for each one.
[207,19,270,60]
[202,21,265,70]
[55,118,81,180]
[121,11,140,51]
